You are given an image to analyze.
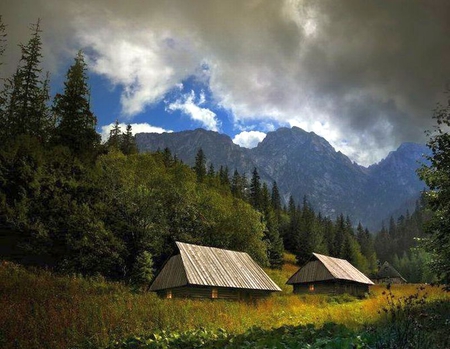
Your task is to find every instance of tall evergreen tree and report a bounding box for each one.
[0,15,6,66]
[2,20,52,143]
[207,163,215,179]
[120,124,138,155]
[106,120,122,150]
[0,16,7,141]
[194,148,206,183]
[417,86,450,283]
[231,169,246,199]
[52,50,100,156]
[259,183,284,268]
[332,214,346,257]
[271,181,281,212]
[249,167,262,210]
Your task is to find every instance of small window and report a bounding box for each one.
[166,290,172,299]
[211,288,218,299]
[309,284,315,292]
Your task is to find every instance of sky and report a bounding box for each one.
[1,0,450,166]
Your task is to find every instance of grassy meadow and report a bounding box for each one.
[1,257,449,349]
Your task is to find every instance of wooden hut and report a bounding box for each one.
[372,261,407,284]
[286,253,374,297]
[149,241,281,299]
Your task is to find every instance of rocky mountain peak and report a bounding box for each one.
[135,127,427,230]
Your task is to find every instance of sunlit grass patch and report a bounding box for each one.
[1,261,449,349]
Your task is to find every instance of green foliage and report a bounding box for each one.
[194,148,206,183]
[106,323,373,349]
[0,15,5,57]
[371,285,450,348]
[0,20,53,144]
[392,248,436,283]
[105,121,138,155]
[52,50,100,157]
[418,88,450,284]
[131,251,154,288]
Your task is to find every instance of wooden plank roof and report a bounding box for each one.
[149,254,188,291]
[149,242,281,292]
[286,253,374,285]
[374,261,407,282]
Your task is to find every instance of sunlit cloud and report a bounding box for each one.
[233,131,267,148]
[166,90,220,131]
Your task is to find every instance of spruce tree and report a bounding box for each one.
[2,20,52,143]
[249,167,261,210]
[0,15,6,66]
[231,169,244,198]
[418,87,450,284]
[0,16,6,141]
[121,124,138,155]
[218,166,230,186]
[271,181,281,212]
[106,120,122,150]
[259,182,284,268]
[53,50,100,156]
[194,148,206,183]
[207,163,215,178]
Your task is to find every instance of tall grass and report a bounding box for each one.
[1,260,448,349]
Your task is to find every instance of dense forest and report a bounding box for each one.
[0,19,442,286]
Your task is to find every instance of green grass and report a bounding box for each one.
[1,260,449,349]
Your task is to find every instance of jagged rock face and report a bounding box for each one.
[136,127,429,230]
[136,129,255,173]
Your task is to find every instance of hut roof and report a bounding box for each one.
[286,253,374,285]
[374,261,407,282]
[149,242,281,292]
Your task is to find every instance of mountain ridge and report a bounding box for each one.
[135,127,429,230]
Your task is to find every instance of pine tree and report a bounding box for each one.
[106,120,122,149]
[121,124,138,155]
[2,20,52,143]
[0,16,6,141]
[218,166,230,186]
[249,167,261,210]
[231,169,245,198]
[0,15,6,66]
[194,148,206,183]
[52,50,100,156]
[161,147,173,167]
[282,195,298,252]
[258,183,284,268]
[332,214,346,257]
[207,163,215,178]
[271,181,281,212]
[130,251,154,288]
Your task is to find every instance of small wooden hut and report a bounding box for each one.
[149,241,281,299]
[286,253,374,297]
[372,261,407,284]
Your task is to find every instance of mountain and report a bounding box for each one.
[135,127,429,230]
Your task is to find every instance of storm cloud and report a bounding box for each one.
[1,0,449,165]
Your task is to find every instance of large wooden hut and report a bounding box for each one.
[372,261,407,284]
[149,241,281,299]
[286,253,374,297]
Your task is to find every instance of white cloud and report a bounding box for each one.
[166,90,220,131]
[77,22,201,118]
[233,131,267,149]
[100,122,171,142]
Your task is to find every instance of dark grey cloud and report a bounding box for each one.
[1,0,449,165]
